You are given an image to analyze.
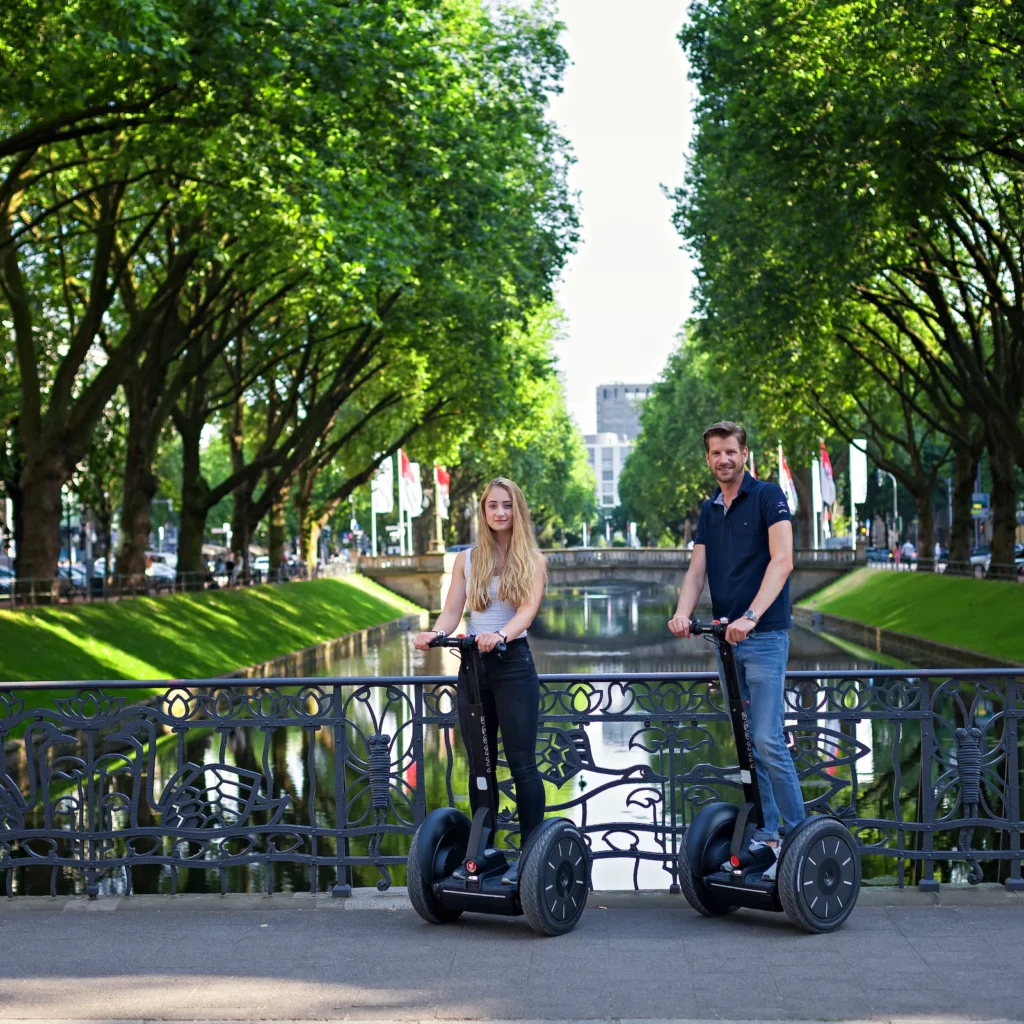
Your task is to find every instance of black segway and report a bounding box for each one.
[679,619,860,932]
[407,634,589,935]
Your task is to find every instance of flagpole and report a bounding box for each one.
[397,453,406,557]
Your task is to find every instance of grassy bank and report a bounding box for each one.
[0,575,422,682]
[800,567,1024,663]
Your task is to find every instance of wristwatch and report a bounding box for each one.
[498,630,508,643]
[742,609,759,624]
[431,629,447,640]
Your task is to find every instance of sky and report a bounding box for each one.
[548,0,696,435]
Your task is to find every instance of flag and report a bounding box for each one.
[371,456,394,515]
[819,440,836,507]
[778,444,799,514]
[749,451,757,479]
[434,465,450,519]
[399,449,424,517]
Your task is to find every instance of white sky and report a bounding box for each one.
[548,0,696,434]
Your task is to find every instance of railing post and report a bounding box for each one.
[1004,673,1024,891]
[918,676,940,892]
[331,682,352,897]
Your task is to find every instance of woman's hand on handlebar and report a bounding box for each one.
[413,631,438,651]
[667,614,692,639]
[474,631,505,653]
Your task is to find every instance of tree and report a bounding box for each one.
[675,0,1024,567]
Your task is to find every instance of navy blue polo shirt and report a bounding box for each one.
[693,471,792,630]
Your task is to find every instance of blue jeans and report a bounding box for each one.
[715,629,805,842]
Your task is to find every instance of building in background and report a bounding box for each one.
[596,382,652,440]
[584,382,652,513]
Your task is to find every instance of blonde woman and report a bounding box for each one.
[413,477,547,884]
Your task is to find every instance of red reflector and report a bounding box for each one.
[730,855,741,867]
[465,860,477,874]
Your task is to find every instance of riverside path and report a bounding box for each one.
[1,886,1022,1022]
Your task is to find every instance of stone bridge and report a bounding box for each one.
[356,547,860,611]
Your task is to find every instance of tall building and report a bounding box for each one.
[583,433,633,510]
[596,382,652,441]
[585,383,652,512]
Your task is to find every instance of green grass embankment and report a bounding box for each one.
[0,575,422,683]
[800,567,1024,663]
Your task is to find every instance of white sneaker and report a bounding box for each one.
[761,853,778,882]
[721,839,776,873]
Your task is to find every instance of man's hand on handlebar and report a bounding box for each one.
[474,631,505,653]
[413,631,438,651]
[724,617,756,646]
[667,613,692,639]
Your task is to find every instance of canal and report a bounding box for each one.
[8,582,1014,896]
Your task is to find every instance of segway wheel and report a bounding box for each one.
[520,818,590,936]
[678,803,737,917]
[407,807,471,925]
[778,816,860,933]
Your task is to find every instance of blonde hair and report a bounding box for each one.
[467,478,545,612]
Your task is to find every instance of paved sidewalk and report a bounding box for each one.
[1,888,1022,1022]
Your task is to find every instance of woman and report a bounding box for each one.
[413,477,547,884]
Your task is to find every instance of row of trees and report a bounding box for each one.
[0,0,595,584]
[637,0,1023,566]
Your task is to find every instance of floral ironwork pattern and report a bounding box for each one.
[0,669,1021,896]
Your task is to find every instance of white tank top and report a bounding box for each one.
[464,547,528,639]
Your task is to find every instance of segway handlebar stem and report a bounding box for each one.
[687,617,766,831]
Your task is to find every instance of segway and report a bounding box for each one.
[407,634,589,935]
[679,620,861,932]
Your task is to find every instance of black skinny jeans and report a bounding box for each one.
[456,638,545,842]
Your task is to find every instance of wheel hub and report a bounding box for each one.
[542,836,586,921]
[800,833,856,921]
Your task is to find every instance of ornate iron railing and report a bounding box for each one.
[1,669,1021,897]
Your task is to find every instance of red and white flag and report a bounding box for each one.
[398,449,423,516]
[778,444,799,514]
[819,440,836,507]
[434,465,450,519]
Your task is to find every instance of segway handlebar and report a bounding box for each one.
[428,633,507,654]
[689,618,729,639]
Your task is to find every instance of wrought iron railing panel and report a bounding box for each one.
[1,670,1021,896]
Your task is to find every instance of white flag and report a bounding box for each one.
[371,457,394,514]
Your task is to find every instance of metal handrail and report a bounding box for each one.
[2,667,1021,897]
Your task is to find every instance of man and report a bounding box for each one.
[668,421,804,881]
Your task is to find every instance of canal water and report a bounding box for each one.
[9,582,1013,896]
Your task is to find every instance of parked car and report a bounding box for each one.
[0,565,14,594]
[969,545,991,576]
[865,547,893,564]
[146,561,177,591]
[252,555,270,572]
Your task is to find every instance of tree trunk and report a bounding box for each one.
[914,493,935,573]
[230,484,253,577]
[987,433,1017,576]
[949,442,980,567]
[116,429,159,578]
[268,489,287,572]
[175,421,209,582]
[16,451,66,597]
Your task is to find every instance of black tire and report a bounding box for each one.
[678,809,737,917]
[407,807,470,925]
[520,818,589,936]
[778,816,860,933]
